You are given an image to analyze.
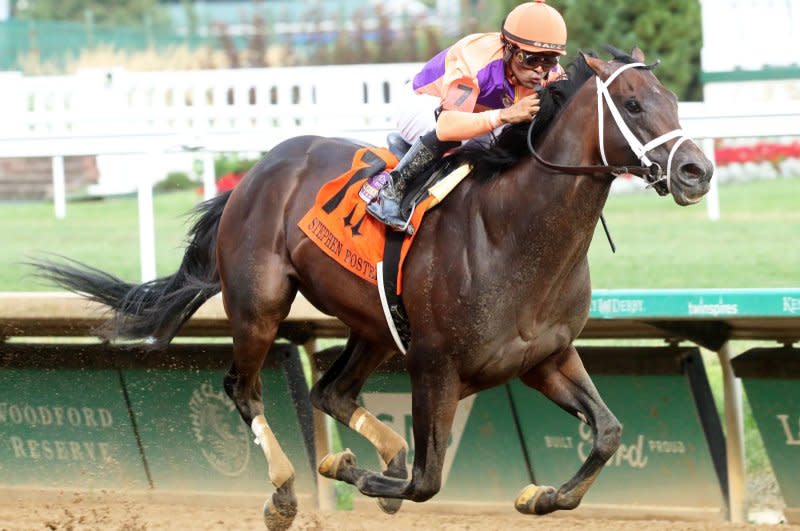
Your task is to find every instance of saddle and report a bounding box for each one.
[298,138,471,353]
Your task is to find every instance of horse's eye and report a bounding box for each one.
[625,99,642,113]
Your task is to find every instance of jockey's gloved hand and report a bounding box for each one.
[502,94,541,124]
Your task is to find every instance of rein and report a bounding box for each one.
[526,124,657,179]
[526,62,690,195]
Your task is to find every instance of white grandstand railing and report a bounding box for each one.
[3,64,798,138]
[0,64,422,138]
[1,64,799,280]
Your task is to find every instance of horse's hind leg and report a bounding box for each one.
[515,345,622,515]
[222,275,299,530]
[312,335,408,513]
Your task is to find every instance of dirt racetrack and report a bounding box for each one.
[1,488,797,531]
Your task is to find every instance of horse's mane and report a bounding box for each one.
[454,46,643,178]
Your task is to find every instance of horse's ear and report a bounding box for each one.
[581,52,614,79]
[630,47,645,62]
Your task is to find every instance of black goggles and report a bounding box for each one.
[514,50,559,70]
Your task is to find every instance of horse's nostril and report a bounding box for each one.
[679,163,707,182]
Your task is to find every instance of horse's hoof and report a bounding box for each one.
[514,483,557,515]
[377,449,407,514]
[262,478,297,531]
[318,448,356,480]
[377,497,403,514]
[263,496,296,531]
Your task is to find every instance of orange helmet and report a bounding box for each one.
[502,1,567,56]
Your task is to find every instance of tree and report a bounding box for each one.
[548,0,703,100]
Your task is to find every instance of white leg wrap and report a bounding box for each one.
[252,414,295,488]
[348,407,408,465]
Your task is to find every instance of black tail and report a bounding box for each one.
[29,191,232,349]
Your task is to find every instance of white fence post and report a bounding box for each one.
[202,151,216,201]
[137,165,157,282]
[703,137,720,221]
[51,155,67,219]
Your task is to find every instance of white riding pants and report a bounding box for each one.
[394,82,440,144]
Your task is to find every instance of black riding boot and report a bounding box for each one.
[366,131,456,233]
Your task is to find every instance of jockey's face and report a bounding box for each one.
[508,50,559,91]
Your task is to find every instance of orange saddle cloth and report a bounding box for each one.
[298,147,437,293]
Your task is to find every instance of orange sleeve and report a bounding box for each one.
[435,109,502,142]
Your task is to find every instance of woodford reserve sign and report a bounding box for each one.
[0,368,148,488]
[0,343,315,495]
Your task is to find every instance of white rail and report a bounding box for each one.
[0,64,421,139]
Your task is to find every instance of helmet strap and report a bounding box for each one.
[502,41,516,64]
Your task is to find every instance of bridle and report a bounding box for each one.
[527,62,690,196]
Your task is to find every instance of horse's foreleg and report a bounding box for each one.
[323,358,460,504]
[312,336,408,513]
[515,345,621,515]
[251,412,296,525]
[225,315,297,531]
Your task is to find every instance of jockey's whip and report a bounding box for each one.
[599,213,616,254]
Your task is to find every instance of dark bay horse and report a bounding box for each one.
[33,47,712,529]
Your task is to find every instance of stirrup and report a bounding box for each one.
[366,197,415,235]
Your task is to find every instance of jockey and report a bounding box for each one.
[367,0,568,232]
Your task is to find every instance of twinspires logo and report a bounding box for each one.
[189,382,251,477]
[360,393,475,486]
[687,298,738,316]
[776,414,800,446]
